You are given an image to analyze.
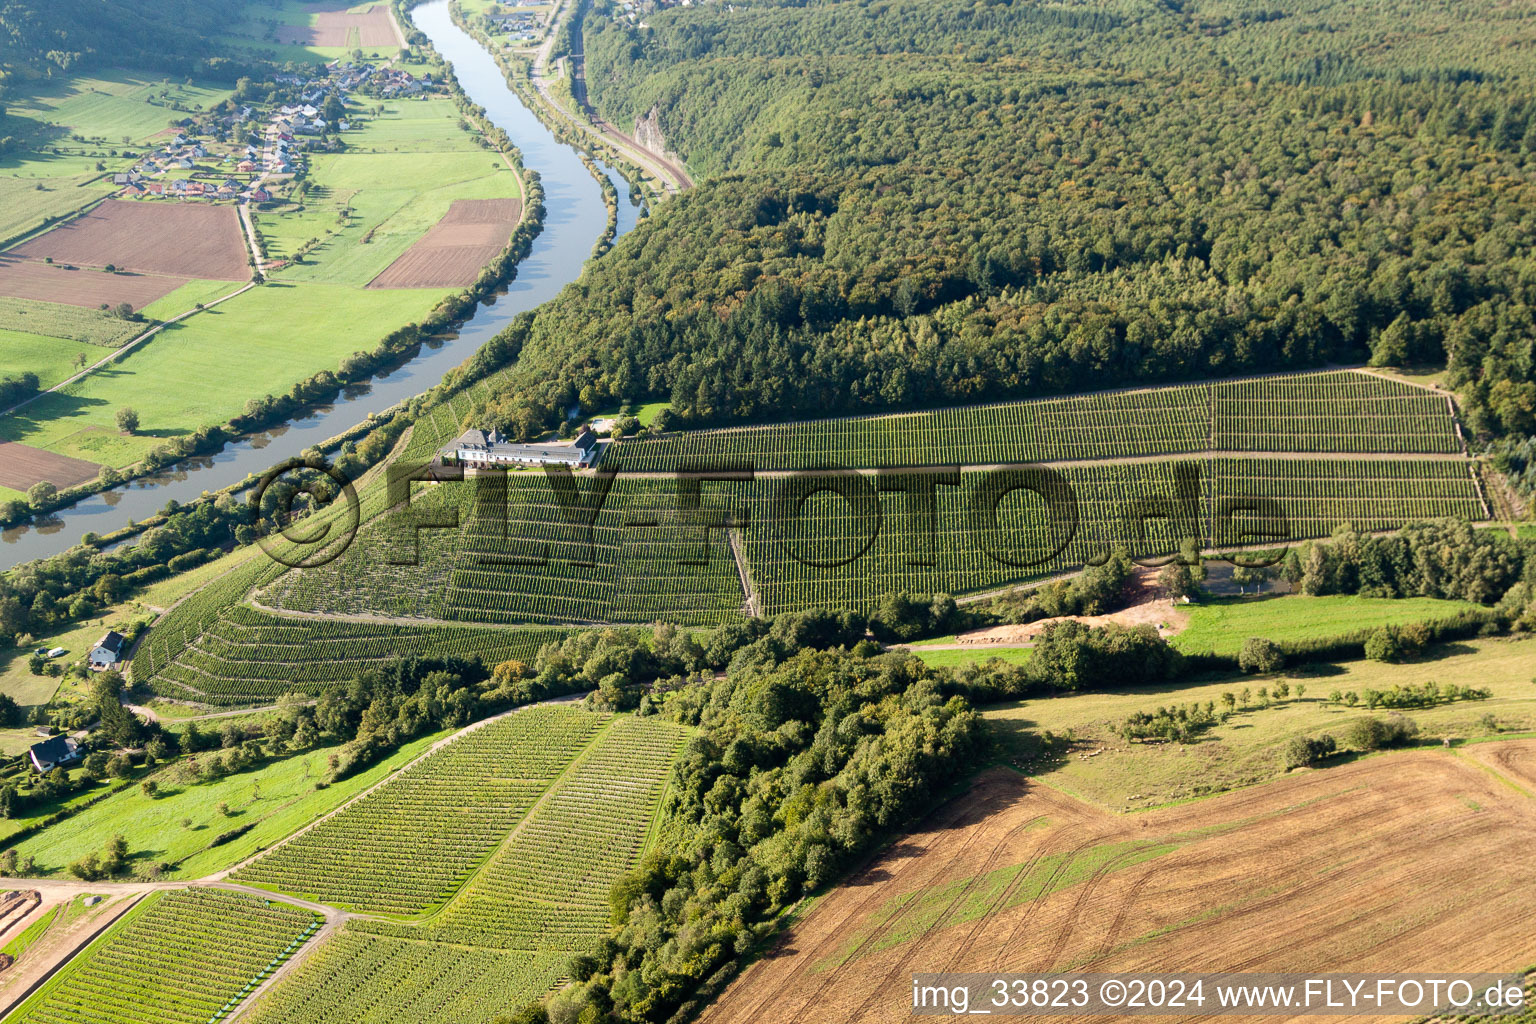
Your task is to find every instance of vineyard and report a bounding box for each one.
[605,370,1464,472]
[736,458,1486,615]
[233,707,611,915]
[125,368,1489,699]
[415,715,688,949]
[7,889,318,1024]
[240,715,688,1024]
[140,602,571,706]
[242,933,566,1024]
[263,475,746,628]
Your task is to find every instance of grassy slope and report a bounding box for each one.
[986,636,1536,811]
[8,726,452,877]
[1171,594,1485,656]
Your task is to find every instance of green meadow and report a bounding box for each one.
[0,330,98,390]
[1171,594,1485,656]
[7,727,452,878]
[0,282,447,462]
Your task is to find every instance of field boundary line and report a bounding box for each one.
[204,693,594,885]
[0,279,259,419]
[1452,749,1536,801]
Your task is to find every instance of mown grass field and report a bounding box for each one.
[0,283,443,461]
[6,726,452,878]
[1170,593,1485,655]
[0,330,97,390]
[985,635,1536,810]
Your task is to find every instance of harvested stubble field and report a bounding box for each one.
[0,257,185,311]
[276,3,401,47]
[703,750,1536,1024]
[367,198,521,289]
[0,440,101,490]
[9,201,249,281]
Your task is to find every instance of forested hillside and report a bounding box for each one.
[0,0,246,77]
[474,0,1536,441]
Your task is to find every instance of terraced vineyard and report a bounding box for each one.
[243,933,566,1024]
[264,475,745,627]
[234,707,610,914]
[242,715,688,1024]
[737,458,1485,615]
[605,371,1464,472]
[7,889,318,1024]
[143,603,570,706]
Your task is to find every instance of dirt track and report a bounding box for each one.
[0,257,185,311]
[703,747,1536,1024]
[10,201,249,281]
[367,198,521,289]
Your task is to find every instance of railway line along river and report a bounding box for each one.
[0,0,637,569]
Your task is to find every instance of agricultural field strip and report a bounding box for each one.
[5,889,319,1024]
[605,371,1466,472]
[232,708,613,915]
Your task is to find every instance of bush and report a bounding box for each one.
[1364,623,1429,663]
[1347,714,1419,751]
[1238,637,1284,674]
[1281,733,1336,769]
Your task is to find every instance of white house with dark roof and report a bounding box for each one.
[28,736,81,773]
[450,427,599,468]
[88,630,126,669]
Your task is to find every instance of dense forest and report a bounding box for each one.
[471,0,1536,447]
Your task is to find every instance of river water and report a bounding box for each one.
[0,0,634,568]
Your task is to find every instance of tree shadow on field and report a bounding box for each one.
[1414,642,1479,663]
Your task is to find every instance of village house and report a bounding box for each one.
[450,427,600,468]
[88,630,126,669]
[28,735,81,773]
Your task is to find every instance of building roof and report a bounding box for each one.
[93,630,125,656]
[452,428,597,465]
[29,735,79,765]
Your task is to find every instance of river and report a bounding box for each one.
[0,0,636,569]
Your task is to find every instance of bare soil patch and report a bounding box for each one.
[367,198,522,289]
[277,3,400,47]
[704,748,1536,1024]
[0,256,184,311]
[0,442,102,491]
[931,569,1188,649]
[9,201,248,281]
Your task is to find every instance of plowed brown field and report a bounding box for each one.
[704,747,1536,1024]
[276,4,401,47]
[0,256,184,311]
[9,201,248,280]
[0,441,101,490]
[367,198,521,289]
